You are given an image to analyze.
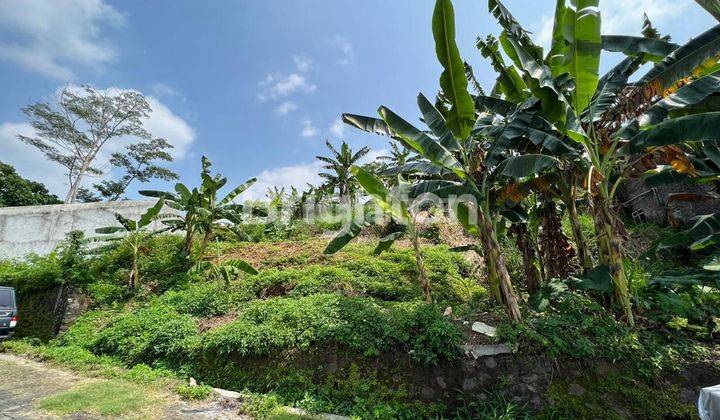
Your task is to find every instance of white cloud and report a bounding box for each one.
[293,54,313,72]
[143,96,195,159]
[275,101,298,115]
[534,0,684,49]
[301,119,319,138]
[151,83,181,99]
[334,36,354,66]
[257,73,317,101]
[0,85,196,197]
[329,119,345,137]
[240,161,324,201]
[0,0,124,80]
[601,0,683,35]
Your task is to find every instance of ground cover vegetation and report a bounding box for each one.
[2,0,720,417]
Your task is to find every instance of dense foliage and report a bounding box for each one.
[0,161,61,207]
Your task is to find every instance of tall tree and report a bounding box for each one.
[377,142,420,167]
[141,156,260,257]
[18,85,173,203]
[316,140,370,203]
[0,162,61,207]
[92,139,178,201]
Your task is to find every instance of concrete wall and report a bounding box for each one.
[0,200,172,259]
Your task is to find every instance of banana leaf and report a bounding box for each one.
[493,154,559,178]
[417,93,460,151]
[342,113,396,138]
[695,0,720,22]
[501,33,566,124]
[637,25,720,97]
[95,226,125,234]
[547,0,568,76]
[567,265,614,293]
[138,198,165,229]
[590,56,646,121]
[475,95,518,117]
[601,35,679,61]
[220,178,257,206]
[464,61,485,95]
[224,259,258,275]
[562,0,602,112]
[488,0,543,60]
[378,106,467,179]
[381,161,448,177]
[639,71,720,125]
[405,180,468,199]
[628,112,720,152]
[432,0,475,139]
[477,35,529,103]
[352,166,410,224]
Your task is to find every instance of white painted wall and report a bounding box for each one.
[0,201,174,259]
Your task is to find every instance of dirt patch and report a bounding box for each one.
[198,313,238,332]
[221,239,330,269]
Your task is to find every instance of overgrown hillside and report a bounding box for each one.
[2,219,718,418]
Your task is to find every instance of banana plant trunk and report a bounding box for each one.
[510,224,542,294]
[539,198,578,279]
[183,224,194,256]
[199,230,212,257]
[563,181,592,273]
[408,221,431,303]
[129,252,139,290]
[479,209,522,323]
[591,194,634,326]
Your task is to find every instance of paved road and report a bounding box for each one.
[0,353,246,419]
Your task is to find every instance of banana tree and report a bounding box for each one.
[473,0,720,324]
[316,140,370,206]
[141,156,260,257]
[339,0,571,323]
[324,167,433,302]
[94,198,168,289]
[486,0,720,324]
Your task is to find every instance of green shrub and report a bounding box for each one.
[202,294,461,364]
[86,281,128,307]
[239,392,286,418]
[56,309,116,349]
[160,281,250,318]
[497,292,708,376]
[0,254,63,293]
[175,383,213,400]
[90,303,199,368]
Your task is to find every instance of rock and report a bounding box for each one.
[420,386,435,399]
[471,321,497,337]
[462,377,477,391]
[189,377,197,386]
[462,344,513,359]
[443,306,453,316]
[484,357,497,369]
[436,376,447,389]
[568,383,586,396]
[212,387,241,399]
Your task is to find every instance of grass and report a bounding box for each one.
[38,380,159,416]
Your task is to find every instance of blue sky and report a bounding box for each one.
[0,0,716,200]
